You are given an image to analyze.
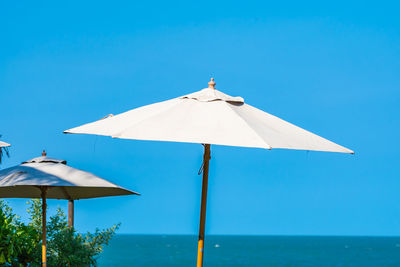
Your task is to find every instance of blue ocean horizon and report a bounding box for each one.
[98,234,400,266]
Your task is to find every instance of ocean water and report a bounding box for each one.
[98,235,400,266]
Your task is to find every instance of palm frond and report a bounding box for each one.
[0,134,10,164]
[0,147,9,164]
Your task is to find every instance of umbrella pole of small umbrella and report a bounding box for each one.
[197,144,211,267]
[68,200,74,227]
[40,186,48,267]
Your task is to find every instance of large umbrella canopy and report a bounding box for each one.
[64,78,353,153]
[0,151,139,267]
[64,78,353,266]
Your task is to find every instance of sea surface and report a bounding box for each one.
[98,235,400,266]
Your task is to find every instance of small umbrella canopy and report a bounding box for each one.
[64,78,353,267]
[0,141,10,147]
[0,155,138,199]
[0,151,139,267]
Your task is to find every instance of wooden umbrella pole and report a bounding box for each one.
[41,187,48,267]
[197,144,211,267]
[68,200,74,228]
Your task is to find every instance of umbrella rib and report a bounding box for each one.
[61,187,72,200]
[225,102,272,149]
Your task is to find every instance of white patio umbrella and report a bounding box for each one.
[0,150,139,267]
[64,78,353,266]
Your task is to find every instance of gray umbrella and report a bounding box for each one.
[0,150,139,267]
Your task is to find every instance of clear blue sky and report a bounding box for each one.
[1,1,399,236]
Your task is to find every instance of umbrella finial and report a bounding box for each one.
[42,150,47,157]
[208,78,216,89]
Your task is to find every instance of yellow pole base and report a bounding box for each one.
[42,244,47,267]
[197,239,204,267]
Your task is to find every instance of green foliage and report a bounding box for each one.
[0,199,119,267]
[0,200,19,265]
[0,200,39,266]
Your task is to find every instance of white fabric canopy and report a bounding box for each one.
[63,79,353,266]
[65,85,353,154]
[0,141,10,148]
[0,156,139,199]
